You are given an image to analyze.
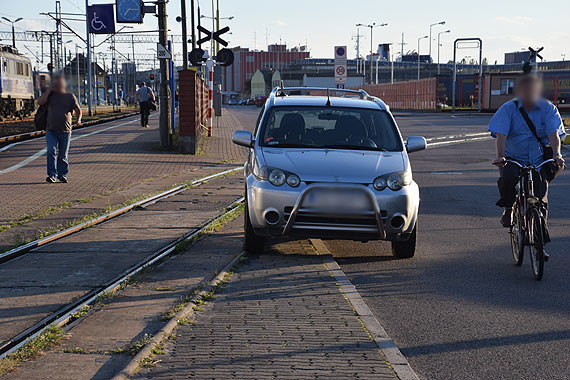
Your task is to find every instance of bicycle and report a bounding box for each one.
[506,158,554,281]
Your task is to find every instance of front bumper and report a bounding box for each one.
[246,175,420,241]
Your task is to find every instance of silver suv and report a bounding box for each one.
[232,87,426,258]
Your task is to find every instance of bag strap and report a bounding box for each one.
[513,100,546,148]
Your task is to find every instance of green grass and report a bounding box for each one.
[0,326,64,376]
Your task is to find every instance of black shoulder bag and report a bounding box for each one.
[34,93,52,131]
[514,100,553,161]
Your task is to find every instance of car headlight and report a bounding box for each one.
[286,174,300,187]
[373,177,387,191]
[268,169,286,186]
[373,171,412,191]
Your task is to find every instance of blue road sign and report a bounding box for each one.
[88,4,115,34]
[116,0,143,23]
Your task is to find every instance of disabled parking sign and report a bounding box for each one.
[87,4,115,34]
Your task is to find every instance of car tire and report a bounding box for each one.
[391,223,417,259]
[244,198,265,254]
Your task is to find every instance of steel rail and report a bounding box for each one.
[0,111,140,147]
[0,167,242,265]
[0,195,245,358]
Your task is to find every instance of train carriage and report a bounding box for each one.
[0,46,35,119]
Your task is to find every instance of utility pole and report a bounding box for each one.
[215,0,220,54]
[157,0,171,148]
[131,35,136,99]
[76,44,80,103]
[399,33,407,58]
[85,0,92,115]
[180,0,188,69]
[190,0,196,50]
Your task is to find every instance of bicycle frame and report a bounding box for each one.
[507,159,554,279]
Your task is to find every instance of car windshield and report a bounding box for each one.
[260,106,403,152]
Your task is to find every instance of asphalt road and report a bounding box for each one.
[228,106,570,380]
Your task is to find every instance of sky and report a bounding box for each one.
[1,0,569,71]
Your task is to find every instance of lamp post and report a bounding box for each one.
[64,40,73,94]
[2,17,23,48]
[356,22,387,85]
[417,35,428,80]
[437,30,451,75]
[429,21,445,61]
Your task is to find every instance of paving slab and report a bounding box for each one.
[135,245,397,380]
[3,216,245,380]
[0,174,244,357]
[0,106,253,251]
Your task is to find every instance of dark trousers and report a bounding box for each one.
[497,162,558,209]
[139,101,150,127]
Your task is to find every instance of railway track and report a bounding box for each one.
[0,111,140,145]
[0,167,244,358]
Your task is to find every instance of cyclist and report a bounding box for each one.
[489,74,565,237]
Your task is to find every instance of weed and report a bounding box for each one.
[0,326,63,376]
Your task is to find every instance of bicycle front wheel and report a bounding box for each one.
[527,207,545,281]
[510,203,524,266]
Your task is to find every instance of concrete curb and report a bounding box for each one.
[311,239,420,380]
[111,251,247,380]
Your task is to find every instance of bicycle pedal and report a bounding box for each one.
[543,251,550,262]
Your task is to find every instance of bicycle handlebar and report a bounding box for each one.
[505,159,555,169]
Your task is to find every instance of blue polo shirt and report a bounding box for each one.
[488,98,565,165]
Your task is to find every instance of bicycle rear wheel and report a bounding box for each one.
[527,207,544,281]
[510,203,524,266]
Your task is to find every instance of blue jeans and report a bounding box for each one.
[46,130,71,179]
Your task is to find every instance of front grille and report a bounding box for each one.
[284,207,385,234]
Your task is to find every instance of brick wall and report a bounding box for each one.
[178,70,209,154]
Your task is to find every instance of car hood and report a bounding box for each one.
[261,148,405,183]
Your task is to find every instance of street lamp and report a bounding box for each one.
[2,17,23,48]
[437,30,451,75]
[356,22,388,85]
[417,35,428,80]
[429,21,445,62]
[200,15,234,20]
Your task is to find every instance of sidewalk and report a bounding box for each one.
[133,241,398,380]
[0,108,251,251]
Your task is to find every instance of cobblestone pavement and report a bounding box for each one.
[135,242,397,380]
[0,108,254,249]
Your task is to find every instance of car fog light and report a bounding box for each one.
[286,174,300,187]
[269,169,286,186]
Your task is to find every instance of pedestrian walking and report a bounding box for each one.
[37,75,82,183]
[136,82,155,128]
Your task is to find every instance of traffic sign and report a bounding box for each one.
[197,25,230,47]
[116,0,143,23]
[216,48,234,67]
[334,45,348,84]
[157,43,172,59]
[335,46,347,60]
[87,4,115,34]
[189,48,206,66]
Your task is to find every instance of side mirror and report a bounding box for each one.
[232,130,254,148]
[406,136,427,153]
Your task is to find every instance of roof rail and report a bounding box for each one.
[272,86,370,99]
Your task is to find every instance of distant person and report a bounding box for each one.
[135,82,155,128]
[37,75,82,184]
[490,74,565,230]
